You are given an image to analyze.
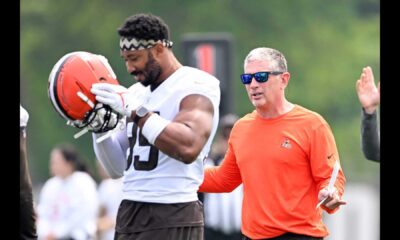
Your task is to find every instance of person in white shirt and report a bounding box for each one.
[37,143,99,240]
[89,13,220,240]
[96,161,123,240]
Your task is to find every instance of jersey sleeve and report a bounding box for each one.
[310,122,346,214]
[361,109,380,162]
[92,126,129,178]
[176,76,221,115]
[199,141,242,193]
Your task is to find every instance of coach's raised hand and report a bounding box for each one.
[91,83,140,118]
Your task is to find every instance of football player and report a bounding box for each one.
[49,13,221,240]
[90,13,221,240]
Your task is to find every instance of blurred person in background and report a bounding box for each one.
[96,161,123,240]
[37,143,99,240]
[203,113,242,240]
[199,47,346,240]
[356,66,380,162]
[20,105,38,240]
[89,13,220,240]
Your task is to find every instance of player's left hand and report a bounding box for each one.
[318,187,347,210]
[91,83,139,117]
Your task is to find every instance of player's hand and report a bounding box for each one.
[85,103,120,133]
[91,83,140,117]
[20,105,29,127]
[318,187,346,210]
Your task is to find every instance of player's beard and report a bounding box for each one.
[139,50,162,88]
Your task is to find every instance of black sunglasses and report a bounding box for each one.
[240,71,283,84]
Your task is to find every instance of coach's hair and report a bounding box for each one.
[244,47,288,72]
[118,13,170,41]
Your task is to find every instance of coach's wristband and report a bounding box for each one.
[141,114,170,145]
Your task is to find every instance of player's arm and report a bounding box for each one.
[360,109,380,161]
[90,83,216,164]
[92,127,129,178]
[136,94,214,164]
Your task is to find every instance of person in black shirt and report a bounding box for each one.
[356,66,380,162]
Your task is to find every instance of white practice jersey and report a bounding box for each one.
[37,172,99,240]
[123,66,220,203]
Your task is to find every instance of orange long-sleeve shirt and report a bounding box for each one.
[199,105,346,239]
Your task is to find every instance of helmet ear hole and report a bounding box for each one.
[48,51,120,127]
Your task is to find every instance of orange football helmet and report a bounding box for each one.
[48,51,121,133]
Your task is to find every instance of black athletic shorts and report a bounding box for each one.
[114,199,204,240]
